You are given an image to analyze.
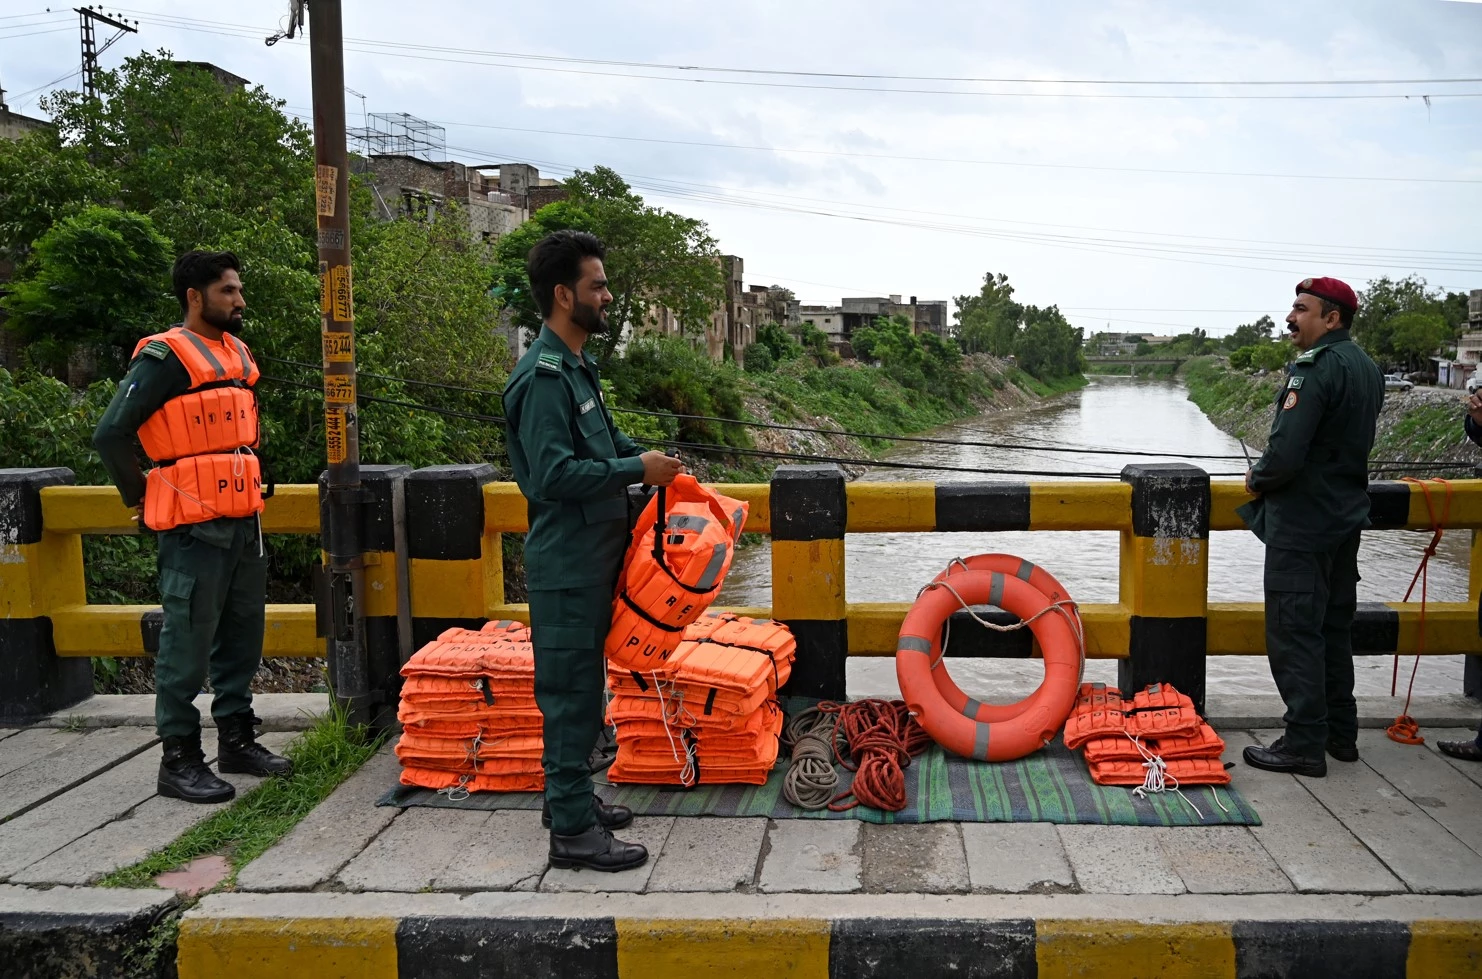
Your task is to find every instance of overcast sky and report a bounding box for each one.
[4,1,1480,336]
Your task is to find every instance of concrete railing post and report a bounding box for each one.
[406,464,499,651]
[319,464,411,729]
[0,468,90,725]
[770,464,848,700]
[1118,463,1211,713]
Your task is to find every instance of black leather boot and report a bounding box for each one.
[549,824,648,872]
[1326,739,1359,763]
[158,732,236,804]
[1243,739,1326,778]
[542,799,633,831]
[216,713,294,778]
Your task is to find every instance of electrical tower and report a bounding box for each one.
[75,6,138,101]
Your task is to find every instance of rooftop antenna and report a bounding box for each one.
[345,85,367,130]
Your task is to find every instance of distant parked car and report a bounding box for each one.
[1385,374,1414,392]
[1467,374,1482,396]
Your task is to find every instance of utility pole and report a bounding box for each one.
[75,7,137,102]
[306,0,370,726]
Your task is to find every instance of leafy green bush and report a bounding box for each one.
[602,335,752,449]
[742,342,775,374]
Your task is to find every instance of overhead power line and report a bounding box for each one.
[116,11,1482,101]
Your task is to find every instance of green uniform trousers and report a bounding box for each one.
[154,518,267,738]
[529,582,615,836]
[1263,531,1362,760]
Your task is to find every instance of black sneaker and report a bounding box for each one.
[549,824,648,872]
[158,732,236,804]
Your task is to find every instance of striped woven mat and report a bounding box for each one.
[377,738,1259,827]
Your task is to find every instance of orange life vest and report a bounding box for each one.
[132,326,264,531]
[1062,682,1203,750]
[605,475,748,672]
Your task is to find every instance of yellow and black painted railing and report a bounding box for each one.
[2,464,1478,724]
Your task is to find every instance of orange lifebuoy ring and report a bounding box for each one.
[896,554,1083,762]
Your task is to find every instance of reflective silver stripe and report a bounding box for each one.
[228,334,255,378]
[667,514,710,532]
[961,697,985,719]
[973,722,991,760]
[694,542,729,590]
[897,636,931,653]
[1016,559,1035,582]
[178,328,225,379]
[988,572,1005,609]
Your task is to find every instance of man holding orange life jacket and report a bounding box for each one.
[93,251,292,804]
[502,231,684,872]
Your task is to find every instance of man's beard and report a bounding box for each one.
[572,299,609,335]
[202,305,243,332]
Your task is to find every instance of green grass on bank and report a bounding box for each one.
[98,702,384,890]
[1009,369,1089,398]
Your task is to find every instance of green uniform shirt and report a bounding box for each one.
[1238,329,1384,550]
[502,326,647,590]
[92,328,257,547]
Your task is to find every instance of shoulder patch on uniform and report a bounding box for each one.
[141,339,171,360]
[1287,375,1303,389]
[1283,390,1299,410]
[536,351,563,374]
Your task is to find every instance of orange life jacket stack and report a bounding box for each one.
[606,611,796,787]
[395,620,544,795]
[1064,682,1230,790]
[604,475,749,674]
[132,326,266,531]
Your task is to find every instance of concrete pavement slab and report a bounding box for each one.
[337,808,493,892]
[0,748,162,881]
[235,747,401,892]
[1355,728,1482,858]
[1154,826,1293,894]
[31,693,328,731]
[859,822,969,894]
[11,733,294,886]
[1224,732,1403,894]
[431,809,549,892]
[1426,727,1482,790]
[1254,729,1482,894]
[538,816,674,893]
[1058,825,1185,894]
[962,823,1076,893]
[759,820,862,894]
[0,728,85,778]
[0,727,156,823]
[645,816,767,893]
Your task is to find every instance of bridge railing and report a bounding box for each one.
[3,463,1478,723]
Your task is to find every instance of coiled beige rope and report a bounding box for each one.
[782,706,839,811]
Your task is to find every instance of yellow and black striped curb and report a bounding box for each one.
[170,915,1482,978]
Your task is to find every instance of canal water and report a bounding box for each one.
[719,375,1473,701]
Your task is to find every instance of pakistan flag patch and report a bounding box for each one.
[1287,375,1303,389]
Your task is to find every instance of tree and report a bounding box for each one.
[1388,310,1451,371]
[754,321,802,363]
[1223,315,1275,351]
[1353,275,1446,362]
[2,206,172,378]
[490,170,725,360]
[1014,305,1083,378]
[0,130,120,265]
[954,272,1022,356]
[1250,342,1294,372]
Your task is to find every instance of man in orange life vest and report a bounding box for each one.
[503,231,684,872]
[93,251,293,804]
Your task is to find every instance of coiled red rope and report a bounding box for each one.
[1387,477,1452,746]
[818,699,934,812]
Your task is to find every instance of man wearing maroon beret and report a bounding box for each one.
[1237,277,1384,777]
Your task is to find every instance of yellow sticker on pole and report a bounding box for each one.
[322,331,354,363]
[327,264,353,322]
[316,164,338,217]
[324,373,356,405]
[325,407,347,464]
